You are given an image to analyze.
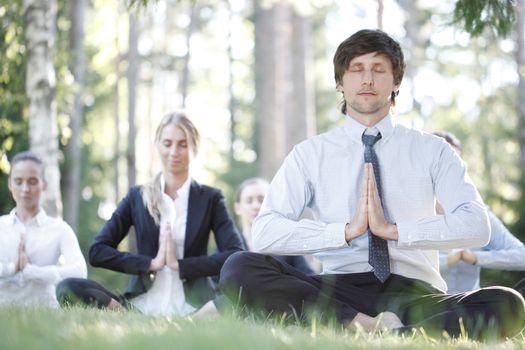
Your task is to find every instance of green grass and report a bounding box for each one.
[0,306,523,350]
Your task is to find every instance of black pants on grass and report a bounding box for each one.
[219,252,525,339]
[56,278,134,310]
[56,277,231,313]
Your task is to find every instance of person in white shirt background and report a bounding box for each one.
[0,151,87,307]
[218,29,525,340]
[433,131,525,295]
[56,112,243,318]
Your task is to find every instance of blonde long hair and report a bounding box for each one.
[141,112,200,225]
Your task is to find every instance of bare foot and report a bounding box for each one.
[350,311,404,332]
[375,311,404,330]
[191,300,219,320]
[107,298,124,311]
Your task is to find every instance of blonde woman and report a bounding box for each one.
[57,112,243,316]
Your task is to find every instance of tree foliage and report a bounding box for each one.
[0,0,28,213]
[452,0,515,37]
[128,0,159,10]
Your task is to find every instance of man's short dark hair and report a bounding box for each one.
[333,29,406,114]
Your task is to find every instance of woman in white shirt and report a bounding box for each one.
[0,151,87,307]
[57,112,243,316]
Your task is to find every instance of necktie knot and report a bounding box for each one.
[362,132,382,147]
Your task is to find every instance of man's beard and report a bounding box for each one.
[348,98,391,115]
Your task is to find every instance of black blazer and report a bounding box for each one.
[88,180,244,308]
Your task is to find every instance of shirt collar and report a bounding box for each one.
[160,173,191,201]
[343,114,395,143]
[9,208,47,226]
[177,176,191,200]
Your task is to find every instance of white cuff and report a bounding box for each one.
[323,222,349,248]
[395,220,419,247]
[0,261,16,277]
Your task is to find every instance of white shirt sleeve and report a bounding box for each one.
[0,221,21,279]
[0,261,16,278]
[253,148,347,255]
[474,211,525,269]
[22,224,87,284]
[397,144,490,250]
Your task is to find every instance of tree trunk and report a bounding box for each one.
[254,1,315,179]
[517,0,525,170]
[24,0,62,217]
[114,9,122,202]
[226,0,236,159]
[289,11,316,152]
[125,10,140,254]
[377,0,384,29]
[64,0,87,231]
[254,1,291,179]
[127,11,139,188]
[397,0,423,121]
[181,0,197,108]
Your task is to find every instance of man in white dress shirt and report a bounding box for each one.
[219,29,525,339]
[0,151,87,307]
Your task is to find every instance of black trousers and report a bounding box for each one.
[219,252,525,339]
[56,277,230,313]
[56,278,135,310]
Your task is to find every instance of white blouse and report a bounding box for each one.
[131,176,196,316]
[0,209,87,307]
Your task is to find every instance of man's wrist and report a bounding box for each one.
[383,223,398,241]
[344,223,352,243]
[345,223,365,242]
[345,223,357,243]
